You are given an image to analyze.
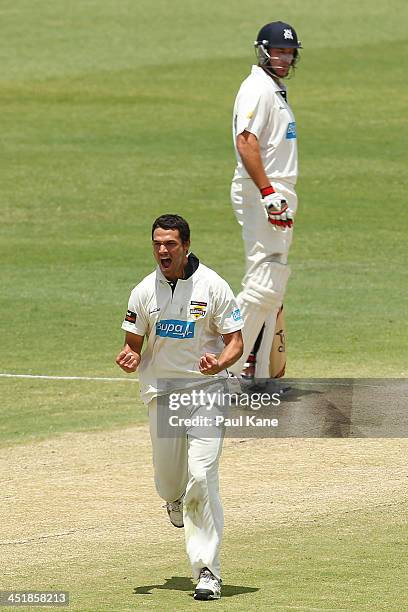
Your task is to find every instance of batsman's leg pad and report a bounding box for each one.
[241,261,290,307]
[228,262,290,376]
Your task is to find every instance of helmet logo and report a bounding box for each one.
[283,29,294,40]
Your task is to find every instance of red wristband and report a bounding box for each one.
[260,185,275,197]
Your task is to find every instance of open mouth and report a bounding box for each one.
[160,257,172,270]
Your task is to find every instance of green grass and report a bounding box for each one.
[1,4,407,386]
[0,379,145,448]
[5,506,408,611]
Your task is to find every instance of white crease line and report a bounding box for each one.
[0,373,138,383]
[0,526,101,546]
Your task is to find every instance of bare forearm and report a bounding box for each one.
[115,332,144,373]
[217,336,244,370]
[199,331,243,375]
[124,336,142,355]
[236,132,270,190]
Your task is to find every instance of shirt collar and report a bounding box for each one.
[156,253,200,284]
[251,64,286,92]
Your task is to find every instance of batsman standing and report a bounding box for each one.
[229,21,302,379]
[116,214,243,601]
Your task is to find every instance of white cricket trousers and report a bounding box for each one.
[148,399,224,580]
[230,178,297,377]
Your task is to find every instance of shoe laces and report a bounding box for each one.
[199,569,213,583]
[166,499,182,512]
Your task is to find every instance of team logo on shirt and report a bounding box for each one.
[286,121,297,139]
[276,89,287,103]
[125,310,137,324]
[232,308,242,322]
[190,300,208,320]
[156,319,195,339]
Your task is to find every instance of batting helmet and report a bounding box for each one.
[254,21,302,76]
[255,21,302,51]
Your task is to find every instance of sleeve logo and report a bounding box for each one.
[232,308,242,322]
[125,310,137,324]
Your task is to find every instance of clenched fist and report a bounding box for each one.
[116,349,140,373]
[199,353,221,375]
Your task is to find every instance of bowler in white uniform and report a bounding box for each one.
[116,214,243,601]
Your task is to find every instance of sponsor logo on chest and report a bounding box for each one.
[156,319,195,339]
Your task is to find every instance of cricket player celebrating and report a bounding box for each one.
[116,214,243,601]
[230,21,302,380]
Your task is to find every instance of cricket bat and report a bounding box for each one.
[269,305,286,378]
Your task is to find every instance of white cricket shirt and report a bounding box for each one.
[232,65,298,185]
[121,256,243,404]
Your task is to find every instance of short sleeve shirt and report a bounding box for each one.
[121,260,243,404]
[232,65,298,184]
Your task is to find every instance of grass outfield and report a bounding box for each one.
[1,1,408,610]
[2,0,407,386]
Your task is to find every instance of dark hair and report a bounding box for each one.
[152,214,190,244]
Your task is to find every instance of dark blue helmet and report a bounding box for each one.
[254,21,302,76]
[255,21,302,51]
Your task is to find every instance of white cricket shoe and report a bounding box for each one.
[194,567,222,600]
[165,495,184,528]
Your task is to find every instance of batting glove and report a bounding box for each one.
[261,186,294,229]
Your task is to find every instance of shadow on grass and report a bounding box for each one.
[133,576,258,598]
